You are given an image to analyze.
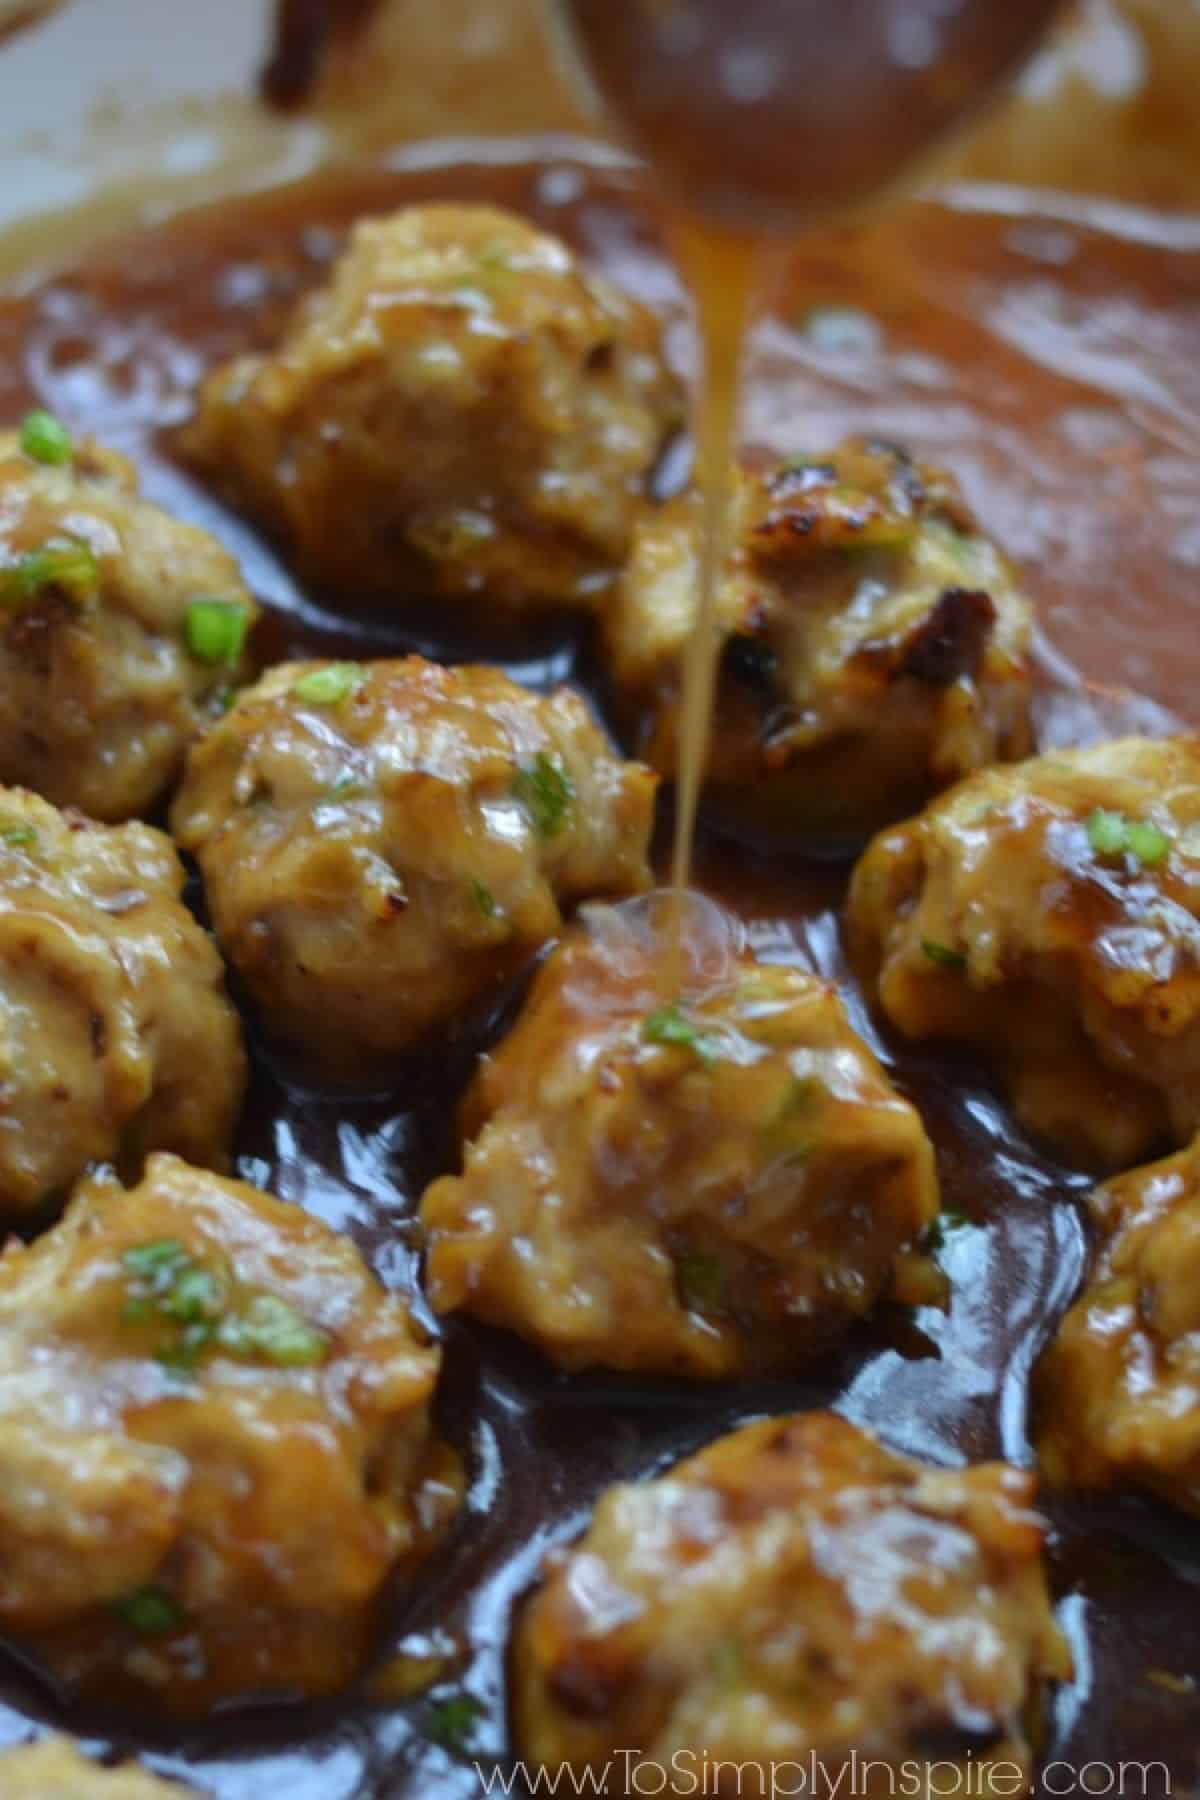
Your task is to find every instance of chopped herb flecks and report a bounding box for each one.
[217,1292,328,1368]
[1127,820,1172,868]
[1086,808,1173,868]
[643,1002,718,1067]
[512,752,573,839]
[427,1693,485,1756]
[921,939,966,971]
[185,597,249,666]
[471,879,497,918]
[0,538,98,609]
[19,408,72,466]
[121,1238,328,1375]
[291,662,366,706]
[111,1584,183,1637]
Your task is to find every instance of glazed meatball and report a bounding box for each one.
[0,1737,187,1797]
[420,895,939,1377]
[1038,1134,1200,1513]
[0,1153,460,1713]
[0,422,257,821]
[183,205,683,613]
[847,736,1200,1170]
[514,1412,1069,1789]
[0,786,244,1214]
[603,440,1034,847]
[171,656,655,1077]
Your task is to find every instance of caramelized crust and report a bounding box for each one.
[421,895,939,1376]
[847,735,1200,1170]
[603,440,1033,848]
[514,1412,1069,1790]
[0,431,257,822]
[183,204,683,613]
[0,785,244,1213]
[0,1154,460,1713]
[1038,1134,1200,1512]
[171,655,656,1077]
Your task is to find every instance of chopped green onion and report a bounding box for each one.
[1087,809,1129,857]
[643,1002,718,1068]
[921,939,966,971]
[0,539,98,609]
[511,752,573,839]
[291,662,366,706]
[161,1264,222,1325]
[185,597,249,666]
[111,1584,183,1636]
[123,1238,189,1281]
[1127,820,1172,868]
[471,879,497,918]
[0,822,36,848]
[218,1292,328,1369]
[1086,809,1173,868]
[122,1238,223,1372]
[19,408,72,466]
[427,1693,485,1755]
[676,1249,725,1314]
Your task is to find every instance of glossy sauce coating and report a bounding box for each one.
[0,150,1197,1795]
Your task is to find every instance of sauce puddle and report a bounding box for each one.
[0,144,1197,1797]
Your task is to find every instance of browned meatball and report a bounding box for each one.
[0,1153,461,1714]
[847,736,1200,1171]
[420,896,939,1377]
[603,441,1034,847]
[0,423,257,822]
[0,1737,188,1797]
[183,205,682,613]
[1038,1134,1200,1513]
[0,785,244,1214]
[513,1412,1069,1792]
[171,656,655,1078]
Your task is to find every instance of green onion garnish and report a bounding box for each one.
[643,1002,718,1067]
[921,939,966,970]
[511,752,573,839]
[0,539,98,609]
[185,598,249,666]
[19,408,72,466]
[217,1292,328,1369]
[111,1584,183,1636]
[1126,820,1172,868]
[1086,809,1173,868]
[1086,809,1129,857]
[291,662,366,706]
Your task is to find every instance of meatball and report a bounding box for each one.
[513,1412,1069,1789]
[0,1153,461,1713]
[171,656,655,1077]
[420,895,939,1377]
[1038,1134,1200,1513]
[602,440,1034,847]
[182,205,683,613]
[0,422,257,821]
[847,736,1200,1170]
[0,1737,187,1797]
[0,786,244,1214]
